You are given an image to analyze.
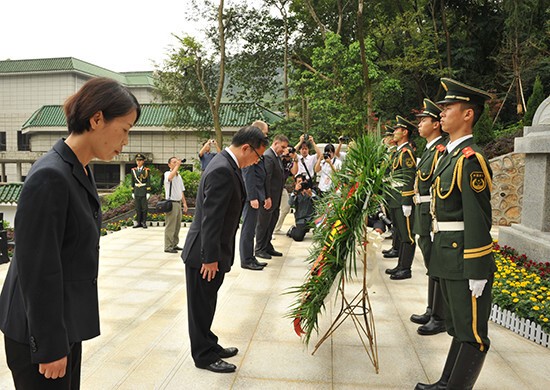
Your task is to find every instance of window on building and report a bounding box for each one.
[92,164,120,189]
[0,132,6,151]
[17,131,30,151]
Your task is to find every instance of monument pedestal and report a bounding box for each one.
[499,97,550,262]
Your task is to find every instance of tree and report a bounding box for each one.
[524,75,545,126]
[473,104,494,146]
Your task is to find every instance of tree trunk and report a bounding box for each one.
[440,0,452,72]
[214,0,226,144]
[357,0,373,133]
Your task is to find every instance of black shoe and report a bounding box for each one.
[383,249,399,258]
[267,249,283,257]
[255,251,272,259]
[410,308,432,325]
[218,347,238,358]
[382,248,394,255]
[390,269,412,280]
[141,223,148,229]
[200,359,236,373]
[241,263,264,271]
[417,318,446,336]
[133,224,141,229]
[254,259,268,267]
[385,266,400,275]
[164,248,178,253]
[174,246,183,251]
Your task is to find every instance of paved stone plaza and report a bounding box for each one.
[0,218,549,389]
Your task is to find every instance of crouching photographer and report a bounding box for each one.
[367,208,392,235]
[287,174,317,241]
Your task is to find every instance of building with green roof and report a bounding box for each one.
[0,57,282,188]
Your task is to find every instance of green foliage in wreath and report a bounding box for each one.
[287,135,397,343]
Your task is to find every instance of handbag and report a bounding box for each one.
[155,180,173,213]
[155,200,173,213]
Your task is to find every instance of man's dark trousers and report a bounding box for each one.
[185,264,226,368]
[135,195,147,225]
[240,203,259,266]
[255,201,280,253]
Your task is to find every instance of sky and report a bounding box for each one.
[0,0,206,72]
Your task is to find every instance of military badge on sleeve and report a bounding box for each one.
[405,157,415,168]
[470,171,487,192]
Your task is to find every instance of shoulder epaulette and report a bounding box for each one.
[436,144,446,153]
[462,146,475,158]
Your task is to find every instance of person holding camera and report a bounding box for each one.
[314,143,342,196]
[273,146,299,234]
[292,134,321,184]
[199,138,221,171]
[164,157,188,253]
[287,174,317,241]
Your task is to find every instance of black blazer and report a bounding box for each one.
[242,160,266,202]
[263,148,285,209]
[182,150,245,273]
[0,139,102,364]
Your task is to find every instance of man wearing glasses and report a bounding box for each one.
[239,120,270,270]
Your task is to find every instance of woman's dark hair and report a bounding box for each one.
[324,143,335,153]
[64,77,141,134]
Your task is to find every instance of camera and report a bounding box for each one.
[323,152,331,160]
[180,158,187,164]
[338,136,349,142]
[301,179,311,190]
[303,133,309,141]
[288,146,296,154]
[376,210,392,226]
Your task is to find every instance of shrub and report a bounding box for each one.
[101,185,132,212]
[181,170,201,199]
[473,104,494,146]
[524,75,545,126]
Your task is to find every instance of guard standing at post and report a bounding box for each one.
[415,78,495,390]
[381,126,401,258]
[131,153,151,229]
[410,99,447,336]
[385,116,417,280]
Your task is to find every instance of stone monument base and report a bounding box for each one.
[499,224,550,263]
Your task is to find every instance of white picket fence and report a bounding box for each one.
[490,304,550,348]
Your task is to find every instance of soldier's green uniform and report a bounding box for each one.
[415,78,495,390]
[410,99,448,335]
[385,116,417,280]
[382,127,401,258]
[131,154,151,228]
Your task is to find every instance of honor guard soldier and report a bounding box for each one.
[410,99,447,336]
[381,126,400,258]
[385,116,417,280]
[415,79,495,390]
[131,153,151,228]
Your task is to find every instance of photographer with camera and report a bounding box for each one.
[292,134,321,185]
[273,145,299,234]
[199,138,221,171]
[164,157,188,253]
[287,174,317,241]
[314,144,342,196]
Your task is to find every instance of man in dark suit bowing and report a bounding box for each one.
[182,126,268,373]
[255,134,289,260]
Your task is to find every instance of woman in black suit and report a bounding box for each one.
[0,77,140,388]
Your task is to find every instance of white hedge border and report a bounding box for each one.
[490,304,550,348]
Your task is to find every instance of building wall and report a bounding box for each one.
[0,71,155,182]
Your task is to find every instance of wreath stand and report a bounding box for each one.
[311,236,379,373]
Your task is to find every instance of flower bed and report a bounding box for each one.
[491,242,550,346]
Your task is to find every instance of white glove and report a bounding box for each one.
[402,205,412,217]
[469,279,488,298]
[131,194,135,199]
[146,194,150,200]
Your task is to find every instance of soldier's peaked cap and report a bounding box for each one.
[437,78,492,106]
[384,125,395,136]
[135,153,146,160]
[416,98,441,120]
[395,115,417,133]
